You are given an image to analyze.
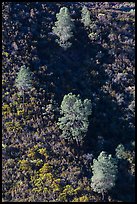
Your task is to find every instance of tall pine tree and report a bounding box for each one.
[58,93,92,145]
[52,7,74,50]
[91,151,118,200]
[81,6,91,28]
[15,65,32,106]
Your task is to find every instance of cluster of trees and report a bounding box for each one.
[52,6,92,49]
[15,66,118,200]
[2,2,135,202]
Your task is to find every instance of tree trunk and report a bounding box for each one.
[102,192,105,201]
[23,90,25,111]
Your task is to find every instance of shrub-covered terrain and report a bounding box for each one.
[2,2,135,202]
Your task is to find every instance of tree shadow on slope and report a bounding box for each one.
[36,18,114,103]
[110,159,135,202]
[23,4,134,201]
[36,16,134,156]
[83,89,135,156]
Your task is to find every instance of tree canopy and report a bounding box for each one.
[52,7,74,49]
[91,151,118,199]
[58,93,92,145]
[15,65,32,94]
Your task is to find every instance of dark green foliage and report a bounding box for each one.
[15,65,32,94]
[115,143,135,176]
[115,144,126,159]
[91,151,118,199]
[2,2,135,202]
[58,93,92,145]
[81,6,91,28]
[52,7,74,50]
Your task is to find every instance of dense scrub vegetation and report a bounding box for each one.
[2,2,135,202]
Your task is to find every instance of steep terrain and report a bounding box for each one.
[2,2,135,202]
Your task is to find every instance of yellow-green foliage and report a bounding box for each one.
[19,145,53,193]
[19,159,31,171]
[58,192,67,201]
[5,122,13,126]
[73,186,81,194]
[28,145,48,160]
[28,150,35,159]
[14,122,21,128]
[63,184,74,196]
[31,165,54,192]
[2,79,6,86]
[38,148,48,159]
[72,195,89,202]
[39,163,51,174]
[51,181,61,193]
[30,161,77,200]
[18,145,90,202]
[12,101,18,106]
[17,109,24,116]
[4,121,22,131]
[30,159,44,168]
[19,146,49,174]
[30,97,36,103]
[2,51,9,57]
[59,185,82,201]
[2,104,11,113]
[5,92,10,96]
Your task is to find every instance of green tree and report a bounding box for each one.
[91,151,118,200]
[115,144,135,175]
[81,6,91,28]
[58,93,92,145]
[15,65,32,106]
[115,144,126,159]
[52,7,74,50]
